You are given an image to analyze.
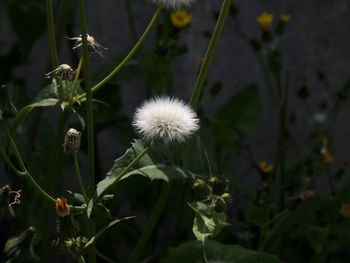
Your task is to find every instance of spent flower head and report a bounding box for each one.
[133,97,199,144]
[152,0,194,9]
[56,197,70,217]
[63,128,81,153]
[170,9,192,29]
[67,34,107,57]
[46,64,74,80]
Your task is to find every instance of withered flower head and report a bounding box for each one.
[55,197,70,217]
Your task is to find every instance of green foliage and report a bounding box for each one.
[212,84,261,165]
[162,240,282,263]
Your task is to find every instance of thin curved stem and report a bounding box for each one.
[75,6,162,101]
[73,153,88,203]
[128,183,171,263]
[189,0,232,109]
[0,145,27,177]
[2,125,56,204]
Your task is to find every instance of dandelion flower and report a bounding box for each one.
[170,9,192,29]
[67,34,107,57]
[152,0,194,10]
[133,97,199,143]
[257,12,274,31]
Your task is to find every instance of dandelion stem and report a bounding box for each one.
[46,0,59,68]
[129,182,171,263]
[190,0,231,109]
[73,153,88,203]
[77,0,96,262]
[75,6,162,101]
[2,124,56,204]
[45,0,65,100]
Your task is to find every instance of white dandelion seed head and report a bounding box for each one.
[151,0,194,9]
[133,97,199,144]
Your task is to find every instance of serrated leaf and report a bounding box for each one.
[189,202,229,241]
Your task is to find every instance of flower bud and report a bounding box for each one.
[214,197,226,213]
[63,128,81,153]
[55,197,70,217]
[192,179,211,200]
[0,85,17,120]
[209,177,229,195]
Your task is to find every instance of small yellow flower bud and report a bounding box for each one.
[55,197,70,217]
[258,160,274,174]
[257,12,274,31]
[63,128,81,153]
[280,14,291,23]
[170,10,192,29]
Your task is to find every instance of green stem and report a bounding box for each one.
[0,145,26,177]
[75,6,162,101]
[47,110,68,196]
[46,0,59,68]
[189,0,232,109]
[45,0,64,100]
[2,125,56,204]
[128,183,171,263]
[77,1,95,262]
[73,153,88,203]
[78,0,94,198]
[100,142,154,198]
[125,0,138,42]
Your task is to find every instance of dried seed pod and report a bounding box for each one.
[63,128,81,153]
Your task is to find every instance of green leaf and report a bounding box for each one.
[14,83,59,127]
[189,201,229,241]
[161,240,283,263]
[212,84,261,165]
[84,216,135,249]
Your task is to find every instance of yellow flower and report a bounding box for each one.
[56,197,70,217]
[170,10,192,29]
[257,12,274,31]
[340,203,350,218]
[321,137,333,165]
[280,14,291,23]
[259,160,274,174]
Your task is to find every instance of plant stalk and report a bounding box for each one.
[74,153,88,203]
[77,1,95,262]
[190,0,232,109]
[75,6,162,101]
[129,183,171,263]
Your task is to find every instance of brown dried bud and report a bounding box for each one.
[55,197,70,217]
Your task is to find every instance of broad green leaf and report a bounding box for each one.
[212,84,261,165]
[85,216,135,249]
[161,240,283,263]
[189,201,229,241]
